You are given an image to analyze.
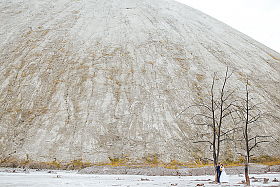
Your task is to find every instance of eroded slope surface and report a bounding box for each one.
[0,0,279,164]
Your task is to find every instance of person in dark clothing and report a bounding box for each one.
[217,163,222,183]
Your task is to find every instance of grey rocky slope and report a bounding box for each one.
[0,0,279,165]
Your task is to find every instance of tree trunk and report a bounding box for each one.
[215,68,228,181]
[214,161,218,182]
[215,171,218,182]
[244,80,250,185]
[245,162,250,185]
[211,73,218,182]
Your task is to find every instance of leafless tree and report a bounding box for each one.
[237,80,271,185]
[179,67,240,182]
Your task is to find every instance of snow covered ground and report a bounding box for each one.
[0,169,279,186]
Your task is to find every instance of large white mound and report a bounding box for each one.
[0,0,279,165]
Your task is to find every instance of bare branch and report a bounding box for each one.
[249,141,270,152]
[222,102,237,113]
[247,101,265,111]
[248,135,272,142]
[191,113,213,120]
[193,140,213,145]
[220,127,243,136]
[248,114,261,124]
[248,135,272,152]
[176,104,212,118]
[193,122,212,127]
[223,89,236,103]
[222,108,240,119]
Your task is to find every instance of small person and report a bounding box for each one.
[216,163,222,183]
[220,163,229,183]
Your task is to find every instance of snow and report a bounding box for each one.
[0,169,279,187]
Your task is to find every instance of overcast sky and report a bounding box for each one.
[176,0,280,53]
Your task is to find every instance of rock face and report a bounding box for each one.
[0,0,279,165]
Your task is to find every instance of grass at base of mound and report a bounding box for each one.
[0,156,279,170]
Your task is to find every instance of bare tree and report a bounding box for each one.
[237,80,271,185]
[179,70,274,184]
[179,67,239,182]
[210,68,240,182]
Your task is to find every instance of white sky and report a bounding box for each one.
[176,0,280,53]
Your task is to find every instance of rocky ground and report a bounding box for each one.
[78,164,280,176]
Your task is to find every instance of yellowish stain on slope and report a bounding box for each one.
[268,53,280,61]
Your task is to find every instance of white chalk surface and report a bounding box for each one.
[0,169,279,186]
